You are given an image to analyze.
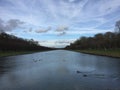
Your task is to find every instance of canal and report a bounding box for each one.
[0,50,120,90]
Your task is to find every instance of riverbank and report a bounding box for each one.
[74,49,120,58]
[0,50,51,57]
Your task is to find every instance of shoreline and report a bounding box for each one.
[73,49,120,58]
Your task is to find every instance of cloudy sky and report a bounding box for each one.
[0,0,120,48]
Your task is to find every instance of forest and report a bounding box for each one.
[65,32,120,50]
[0,32,52,51]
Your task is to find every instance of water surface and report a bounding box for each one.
[0,50,120,90]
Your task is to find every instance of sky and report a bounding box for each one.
[0,0,120,48]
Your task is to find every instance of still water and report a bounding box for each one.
[0,50,120,90]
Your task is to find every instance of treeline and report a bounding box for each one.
[66,32,120,50]
[0,32,52,51]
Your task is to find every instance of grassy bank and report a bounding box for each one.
[74,49,120,58]
[0,50,50,57]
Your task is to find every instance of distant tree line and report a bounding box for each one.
[65,32,120,50]
[0,32,52,51]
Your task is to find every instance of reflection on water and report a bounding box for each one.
[0,50,120,90]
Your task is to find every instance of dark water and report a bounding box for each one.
[0,50,120,90]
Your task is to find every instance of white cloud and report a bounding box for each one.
[39,39,76,48]
[66,29,113,35]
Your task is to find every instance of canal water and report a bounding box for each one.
[0,50,120,90]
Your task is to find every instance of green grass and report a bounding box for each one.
[75,49,120,58]
[0,50,52,57]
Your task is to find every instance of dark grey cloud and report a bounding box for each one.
[29,27,33,32]
[35,26,51,33]
[56,25,68,36]
[0,18,24,33]
[115,20,120,33]
[57,31,66,36]
[56,25,69,32]
[23,28,33,33]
